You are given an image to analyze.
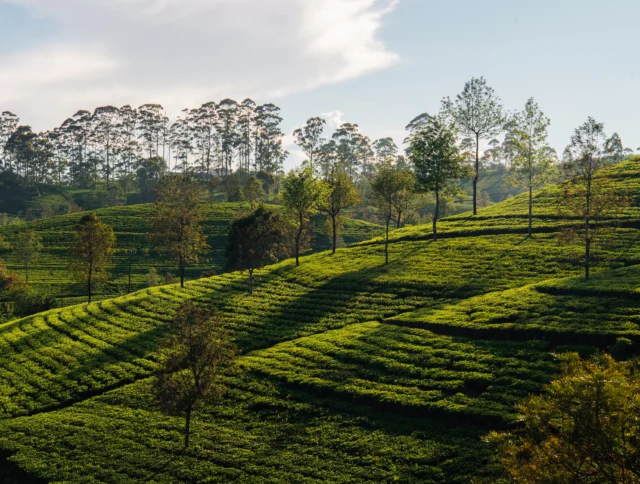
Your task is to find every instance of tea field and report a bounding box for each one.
[2,159,640,482]
[0,202,382,305]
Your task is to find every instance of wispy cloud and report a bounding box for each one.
[1,0,400,129]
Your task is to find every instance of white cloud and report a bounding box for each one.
[1,0,399,129]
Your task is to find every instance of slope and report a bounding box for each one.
[0,202,382,306]
[1,159,640,482]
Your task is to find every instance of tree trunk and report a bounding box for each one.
[528,186,533,237]
[384,217,389,266]
[249,269,254,295]
[433,190,440,241]
[87,266,92,303]
[184,406,192,449]
[295,215,303,266]
[180,262,185,288]
[332,215,337,255]
[473,133,480,216]
[585,221,590,280]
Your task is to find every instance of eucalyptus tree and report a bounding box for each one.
[0,111,19,170]
[333,123,361,179]
[293,117,326,174]
[92,105,121,188]
[509,98,559,236]
[61,110,93,187]
[189,102,219,177]
[372,137,399,164]
[442,77,505,215]
[255,103,285,173]
[218,98,240,176]
[138,104,165,158]
[408,116,467,241]
[5,126,37,183]
[238,99,256,176]
[170,113,193,174]
[118,105,139,191]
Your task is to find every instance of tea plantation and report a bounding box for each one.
[2,159,640,482]
[0,202,382,305]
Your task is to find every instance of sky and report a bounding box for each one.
[0,0,638,170]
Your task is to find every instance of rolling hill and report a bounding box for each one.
[0,202,383,307]
[1,159,640,482]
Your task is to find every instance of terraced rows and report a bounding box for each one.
[0,372,492,483]
[0,202,383,302]
[391,264,640,347]
[360,158,640,245]
[0,233,600,419]
[244,322,557,426]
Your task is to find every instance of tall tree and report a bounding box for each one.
[372,137,399,164]
[409,116,467,240]
[92,106,121,189]
[293,117,326,174]
[148,176,209,288]
[281,167,323,266]
[226,206,288,295]
[442,77,505,215]
[371,163,416,265]
[153,302,237,449]
[13,229,42,284]
[561,117,622,279]
[509,98,559,236]
[317,168,360,254]
[0,111,19,170]
[69,212,116,303]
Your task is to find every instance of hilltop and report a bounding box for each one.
[1,159,640,482]
[0,202,383,307]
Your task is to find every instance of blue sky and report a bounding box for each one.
[0,0,638,168]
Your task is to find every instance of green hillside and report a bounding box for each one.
[2,160,640,482]
[0,203,383,306]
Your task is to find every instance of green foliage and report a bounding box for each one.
[69,212,116,303]
[147,175,209,287]
[281,167,323,265]
[226,206,289,294]
[153,302,237,448]
[487,353,640,482]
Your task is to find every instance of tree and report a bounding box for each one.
[226,206,288,295]
[153,302,237,449]
[317,168,360,254]
[509,98,559,236]
[281,167,323,266]
[244,176,265,209]
[371,163,415,265]
[561,117,623,279]
[147,176,209,288]
[408,116,467,241]
[487,353,640,483]
[69,212,116,303]
[293,117,326,174]
[442,77,505,215]
[136,156,166,203]
[13,229,42,284]
[391,170,418,229]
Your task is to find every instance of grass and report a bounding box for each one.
[2,159,640,481]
